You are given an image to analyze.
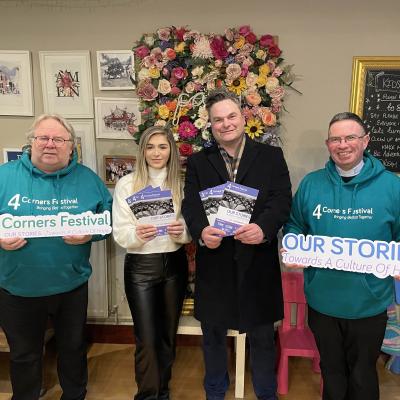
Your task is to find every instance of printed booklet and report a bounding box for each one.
[126,186,175,236]
[199,182,258,236]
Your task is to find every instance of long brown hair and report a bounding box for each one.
[132,126,183,210]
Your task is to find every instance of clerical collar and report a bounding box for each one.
[335,160,364,177]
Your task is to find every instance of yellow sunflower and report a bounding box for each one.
[227,77,247,95]
[244,118,263,139]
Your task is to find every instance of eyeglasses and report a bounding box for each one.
[326,134,368,145]
[33,136,73,147]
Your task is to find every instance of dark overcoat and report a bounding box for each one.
[182,137,292,332]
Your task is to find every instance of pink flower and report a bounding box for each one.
[238,25,251,37]
[272,66,283,77]
[174,26,188,41]
[178,121,198,139]
[143,54,157,68]
[179,143,193,156]
[162,67,170,77]
[157,27,171,41]
[210,36,229,60]
[241,65,249,77]
[246,32,257,44]
[224,28,234,41]
[270,86,285,99]
[268,44,281,57]
[259,34,275,48]
[135,45,150,59]
[172,67,187,80]
[137,81,158,101]
[242,107,254,119]
[170,86,181,96]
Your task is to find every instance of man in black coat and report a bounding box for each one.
[182,90,292,400]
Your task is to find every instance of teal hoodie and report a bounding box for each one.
[284,152,400,318]
[0,151,112,297]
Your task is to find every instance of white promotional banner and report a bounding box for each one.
[0,211,112,238]
[282,233,400,279]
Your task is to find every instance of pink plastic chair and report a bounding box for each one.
[277,271,321,395]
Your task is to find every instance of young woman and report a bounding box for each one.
[112,126,190,400]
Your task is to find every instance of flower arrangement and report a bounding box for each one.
[132,25,296,156]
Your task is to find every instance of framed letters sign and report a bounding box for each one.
[39,51,93,118]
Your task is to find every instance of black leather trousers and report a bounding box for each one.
[124,247,188,400]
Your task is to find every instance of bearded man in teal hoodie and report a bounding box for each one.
[0,114,112,400]
[284,112,400,400]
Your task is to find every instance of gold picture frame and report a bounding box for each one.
[350,56,400,172]
[103,155,136,187]
[350,56,400,115]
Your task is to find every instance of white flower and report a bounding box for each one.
[226,63,242,80]
[192,35,213,59]
[185,81,195,94]
[193,144,203,152]
[201,130,211,140]
[246,72,258,88]
[144,35,155,46]
[265,77,280,93]
[157,79,172,95]
[198,106,208,121]
[154,120,167,127]
[192,66,204,77]
[138,68,150,80]
[173,132,179,141]
[207,80,216,90]
[194,118,207,129]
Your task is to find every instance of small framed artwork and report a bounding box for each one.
[103,155,136,186]
[96,50,135,90]
[95,97,141,139]
[39,51,93,118]
[3,148,23,163]
[0,50,34,116]
[68,120,97,173]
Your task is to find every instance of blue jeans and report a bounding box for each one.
[201,321,278,400]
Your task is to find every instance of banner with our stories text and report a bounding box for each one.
[282,233,400,279]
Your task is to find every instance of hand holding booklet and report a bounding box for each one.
[200,181,259,236]
[126,186,176,237]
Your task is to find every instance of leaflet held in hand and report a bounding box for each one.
[126,186,175,236]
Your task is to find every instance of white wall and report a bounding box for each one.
[1,0,400,319]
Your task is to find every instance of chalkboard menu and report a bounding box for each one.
[350,57,400,173]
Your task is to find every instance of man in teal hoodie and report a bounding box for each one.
[284,112,400,400]
[0,114,112,400]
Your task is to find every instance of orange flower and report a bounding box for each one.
[245,91,262,106]
[166,100,177,112]
[260,108,277,126]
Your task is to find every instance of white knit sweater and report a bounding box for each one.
[112,167,191,254]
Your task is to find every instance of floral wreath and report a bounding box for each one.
[132,25,297,157]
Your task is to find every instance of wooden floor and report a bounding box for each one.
[0,341,398,399]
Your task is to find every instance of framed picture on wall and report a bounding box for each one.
[3,148,23,163]
[95,97,141,139]
[68,120,97,173]
[0,50,34,116]
[39,51,93,118]
[96,50,135,90]
[103,155,136,186]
